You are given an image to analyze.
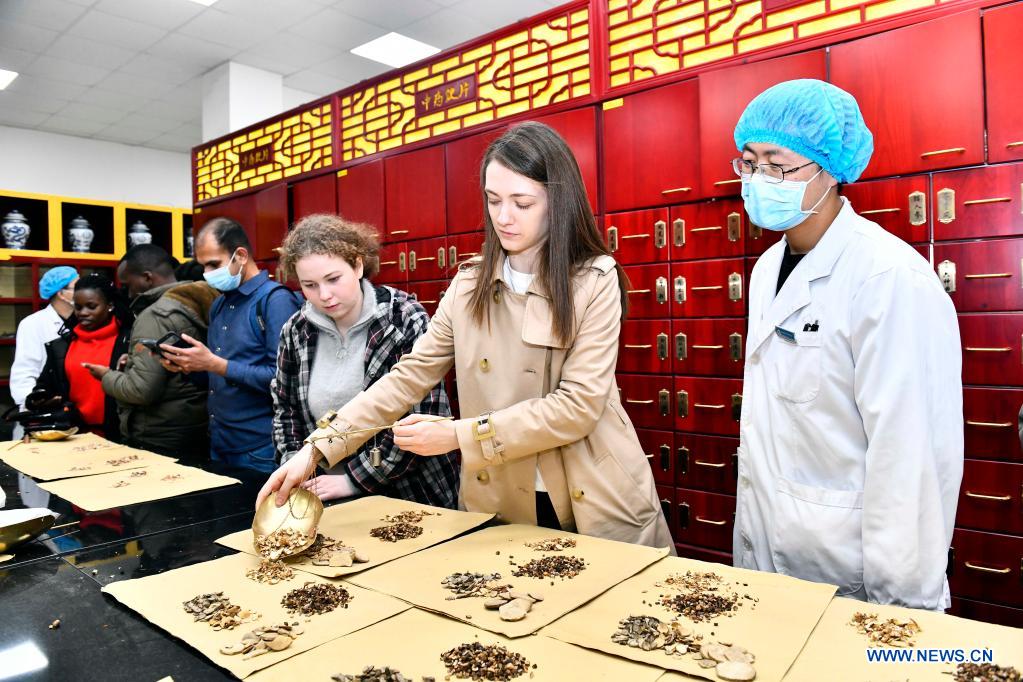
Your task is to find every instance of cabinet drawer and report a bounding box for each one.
[617,319,673,374]
[843,175,929,244]
[959,313,1023,386]
[933,239,1023,312]
[933,163,1023,241]
[405,279,447,318]
[949,528,1023,608]
[669,200,745,261]
[673,376,742,436]
[604,209,670,265]
[671,318,745,377]
[676,433,739,495]
[670,259,746,318]
[622,263,672,319]
[616,373,674,431]
[963,387,1023,463]
[638,428,674,486]
[676,488,736,552]
[956,459,1023,535]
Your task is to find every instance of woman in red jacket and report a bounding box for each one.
[35,274,133,440]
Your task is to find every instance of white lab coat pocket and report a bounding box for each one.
[772,330,822,403]
[770,476,864,595]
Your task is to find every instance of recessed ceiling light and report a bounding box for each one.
[186,0,218,6]
[0,69,18,90]
[351,32,440,69]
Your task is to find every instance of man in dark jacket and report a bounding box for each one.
[95,245,218,461]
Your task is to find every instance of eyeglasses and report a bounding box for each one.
[731,158,817,184]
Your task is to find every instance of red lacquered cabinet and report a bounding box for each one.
[950,597,1023,629]
[602,79,701,211]
[933,239,1023,312]
[290,173,337,221]
[931,164,1023,241]
[405,279,447,317]
[616,373,674,431]
[657,484,676,537]
[406,236,447,283]
[830,10,984,179]
[669,199,746,261]
[198,185,288,261]
[676,488,736,552]
[984,3,1023,164]
[621,263,671,319]
[842,176,929,244]
[377,242,407,285]
[617,319,673,375]
[637,428,674,486]
[337,160,386,232]
[670,259,746,318]
[676,433,739,495]
[675,543,732,567]
[604,208,670,265]
[956,459,1023,536]
[671,319,745,378]
[447,232,485,274]
[698,50,826,198]
[535,107,599,214]
[745,219,783,256]
[962,387,1023,463]
[446,128,504,235]
[385,146,446,240]
[673,376,743,436]
[949,528,1023,608]
[958,313,1023,386]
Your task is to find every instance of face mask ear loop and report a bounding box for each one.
[802,168,831,217]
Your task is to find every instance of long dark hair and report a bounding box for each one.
[468,122,628,345]
[65,274,133,339]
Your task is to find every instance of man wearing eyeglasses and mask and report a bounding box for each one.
[731,79,962,611]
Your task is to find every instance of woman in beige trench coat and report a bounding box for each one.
[258,122,674,550]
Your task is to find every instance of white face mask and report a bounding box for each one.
[741,168,831,231]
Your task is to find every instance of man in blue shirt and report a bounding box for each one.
[160,218,300,472]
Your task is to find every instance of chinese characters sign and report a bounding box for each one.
[238,144,273,172]
[415,74,478,117]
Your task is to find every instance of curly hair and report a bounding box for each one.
[278,213,381,282]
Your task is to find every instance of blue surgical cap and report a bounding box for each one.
[733,79,874,184]
[39,266,78,300]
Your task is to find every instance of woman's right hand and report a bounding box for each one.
[255,444,319,510]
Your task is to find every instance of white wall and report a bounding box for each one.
[0,126,191,208]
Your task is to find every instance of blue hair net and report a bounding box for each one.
[39,266,78,300]
[733,79,873,184]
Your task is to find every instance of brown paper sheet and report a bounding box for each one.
[541,556,837,682]
[248,607,665,682]
[347,524,669,638]
[216,496,494,578]
[780,595,1023,681]
[40,462,239,511]
[102,552,410,679]
[0,433,176,480]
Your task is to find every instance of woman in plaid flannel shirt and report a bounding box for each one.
[270,214,459,508]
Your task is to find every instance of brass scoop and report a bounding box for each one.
[252,488,323,559]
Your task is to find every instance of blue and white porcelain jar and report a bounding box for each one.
[68,215,94,253]
[1,210,30,249]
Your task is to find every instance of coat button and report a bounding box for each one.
[479,358,489,372]
[476,471,489,483]
[571,488,584,500]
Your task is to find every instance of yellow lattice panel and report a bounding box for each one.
[338,4,591,163]
[193,102,333,203]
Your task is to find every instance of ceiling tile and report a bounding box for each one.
[66,9,168,51]
[95,124,163,145]
[334,0,442,31]
[97,71,175,99]
[0,21,60,54]
[288,8,388,50]
[0,90,71,115]
[0,46,42,73]
[146,33,240,71]
[282,70,353,97]
[132,95,197,121]
[53,100,126,124]
[92,0,204,29]
[24,55,111,86]
[400,7,491,49]
[308,52,389,87]
[176,8,278,51]
[234,33,343,74]
[117,54,199,87]
[73,85,143,110]
[47,35,136,71]
[160,80,204,107]
[8,75,90,100]
[39,115,108,136]
[144,136,195,153]
[0,106,51,127]
[119,111,186,134]
[447,0,553,27]
[0,0,90,32]
[211,0,323,30]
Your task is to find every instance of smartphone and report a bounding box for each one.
[137,338,164,357]
[157,331,192,350]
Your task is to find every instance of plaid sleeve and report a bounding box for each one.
[271,316,307,462]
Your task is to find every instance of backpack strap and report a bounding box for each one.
[251,282,300,338]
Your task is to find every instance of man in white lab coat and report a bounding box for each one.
[731,79,963,611]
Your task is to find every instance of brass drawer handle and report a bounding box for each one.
[380,260,398,266]
[965,420,1013,428]
[964,491,1011,501]
[691,285,723,291]
[625,399,654,404]
[1007,141,1023,149]
[694,460,726,468]
[965,347,1012,352]
[965,561,1011,574]
[646,453,655,459]
[463,251,479,257]
[690,226,722,233]
[417,256,435,262]
[626,289,651,295]
[695,516,727,526]
[694,403,725,410]
[963,197,1011,206]
[661,187,692,195]
[691,344,724,350]
[390,229,410,235]
[714,179,743,186]
[860,208,900,215]
[417,299,437,304]
[621,233,650,240]
[965,273,1012,279]
[921,147,966,158]
[623,344,652,349]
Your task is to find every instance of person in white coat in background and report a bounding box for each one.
[731,79,963,611]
